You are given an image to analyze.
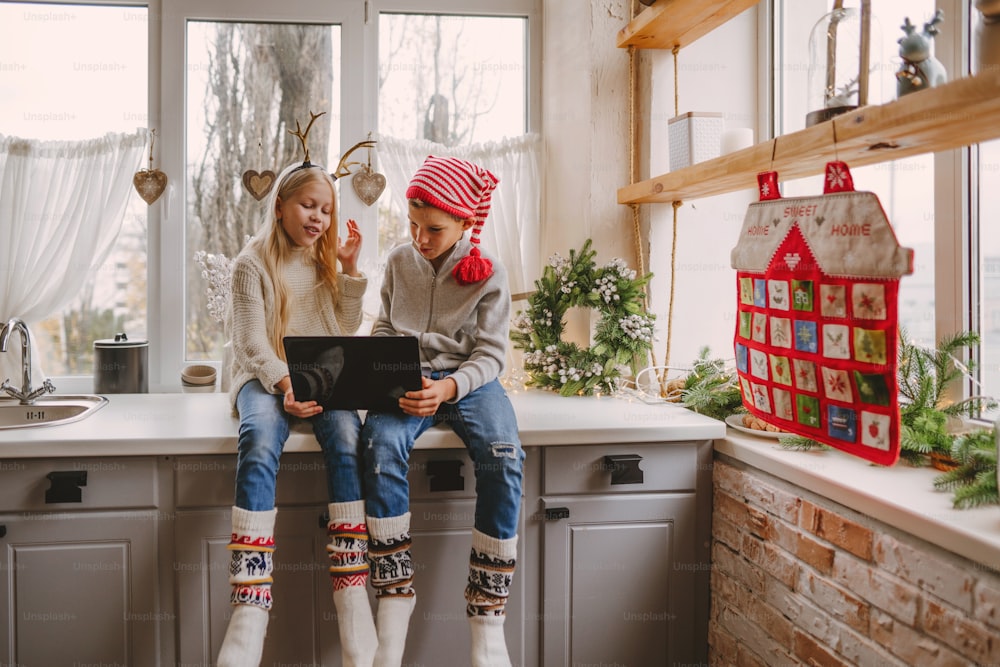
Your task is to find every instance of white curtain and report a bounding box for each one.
[0,130,147,386]
[375,133,543,296]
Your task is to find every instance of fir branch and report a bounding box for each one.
[778,435,830,451]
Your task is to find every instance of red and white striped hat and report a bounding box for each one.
[406,155,499,284]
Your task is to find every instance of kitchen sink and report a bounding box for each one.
[0,394,109,430]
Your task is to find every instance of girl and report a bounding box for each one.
[217,162,376,666]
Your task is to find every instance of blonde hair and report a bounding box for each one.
[253,163,340,360]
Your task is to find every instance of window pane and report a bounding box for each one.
[777,0,936,351]
[376,12,527,253]
[860,158,936,349]
[778,0,930,133]
[0,3,147,376]
[378,13,526,145]
[185,20,341,360]
[977,139,1000,416]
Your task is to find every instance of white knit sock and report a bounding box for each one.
[217,506,276,667]
[373,594,416,667]
[328,501,376,667]
[469,615,512,667]
[333,587,377,667]
[217,605,269,667]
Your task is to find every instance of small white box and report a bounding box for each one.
[668,112,723,171]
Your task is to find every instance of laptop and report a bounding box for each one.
[282,335,423,411]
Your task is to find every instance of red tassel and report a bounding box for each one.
[452,246,493,285]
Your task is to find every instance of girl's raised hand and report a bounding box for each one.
[337,218,362,276]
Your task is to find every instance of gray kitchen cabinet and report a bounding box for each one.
[404,448,528,667]
[537,441,713,666]
[0,457,171,666]
[0,435,712,666]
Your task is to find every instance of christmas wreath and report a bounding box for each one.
[511,239,655,396]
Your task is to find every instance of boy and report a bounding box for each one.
[360,155,524,667]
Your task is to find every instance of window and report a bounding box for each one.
[975,140,1000,412]
[776,1,1000,412]
[776,0,937,344]
[0,2,147,377]
[160,0,538,389]
[1,0,537,391]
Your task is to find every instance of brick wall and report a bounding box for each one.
[710,455,1000,667]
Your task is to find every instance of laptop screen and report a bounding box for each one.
[282,335,422,411]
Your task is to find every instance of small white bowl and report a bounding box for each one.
[181,364,217,386]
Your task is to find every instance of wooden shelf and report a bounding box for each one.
[618,70,1000,205]
[617,0,761,50]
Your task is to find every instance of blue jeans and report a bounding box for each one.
[235,380,363,511]
[360,375,524,539]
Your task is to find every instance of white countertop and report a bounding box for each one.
[717,429,1000,572]
[0,389,725,458]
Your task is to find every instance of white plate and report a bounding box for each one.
[725,414,790,440]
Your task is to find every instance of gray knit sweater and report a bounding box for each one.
[227,243,367,410]
[373,237,510,401]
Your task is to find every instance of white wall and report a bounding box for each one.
[541,0,760,371]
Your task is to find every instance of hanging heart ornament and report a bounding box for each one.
[133,129,167,205]
[352,163,386,207]
[242,169,276,201]
[133,168,167,205]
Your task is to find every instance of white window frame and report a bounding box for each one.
[148,0,539,391]
[156,0,365,391]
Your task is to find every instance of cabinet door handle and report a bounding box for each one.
[45,470,88,503]
[544,507,570,521]
[0,524,5,538]
[603,454,644,485]
[426,459,464,492]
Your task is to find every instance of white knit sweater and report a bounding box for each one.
[227,244,367,410]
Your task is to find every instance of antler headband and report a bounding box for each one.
[288,110,326,170]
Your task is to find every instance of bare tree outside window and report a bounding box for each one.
[377,12,527,253]
[185,21,340,360]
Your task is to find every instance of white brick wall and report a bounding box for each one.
[711,456,1000,666]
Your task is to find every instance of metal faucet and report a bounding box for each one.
[0,318,55,404]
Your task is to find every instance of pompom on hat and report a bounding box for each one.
[406,155,499,285]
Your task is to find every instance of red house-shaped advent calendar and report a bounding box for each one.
[730,162,914,465]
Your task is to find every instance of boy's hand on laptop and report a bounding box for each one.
[399,376,457,417]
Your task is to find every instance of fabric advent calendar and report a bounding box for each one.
[730,161,914,465]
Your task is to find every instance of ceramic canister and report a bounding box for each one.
[94,332,149,393]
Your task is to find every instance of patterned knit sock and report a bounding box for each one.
[465,530,517,667]
[217,506,277,667]
[368,513,416,667]
[327,500,377,667]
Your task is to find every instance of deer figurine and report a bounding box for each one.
[896,10,947,97]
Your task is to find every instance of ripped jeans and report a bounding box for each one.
[360,375,524,539]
